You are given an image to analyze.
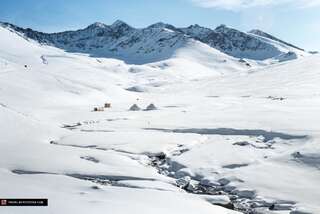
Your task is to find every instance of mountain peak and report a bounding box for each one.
[215,24,232,33]
[147,22,177,31]
[111,20,131,28]
[248,29,276,39]
[248,29,265,35]
[187,24,201,29]
[185,24,212,32]
[87,22,108,29]
[148,22,166,28]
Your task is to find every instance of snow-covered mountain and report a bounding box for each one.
[1,22,320,214]
[0,20,307,64]
[181,24,306,61]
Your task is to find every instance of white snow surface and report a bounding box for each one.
[0,25,320,214]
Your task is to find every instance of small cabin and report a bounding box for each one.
[104,103,111,108]
[93,107,104,112]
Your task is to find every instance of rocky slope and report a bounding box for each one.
[0,20,307,64]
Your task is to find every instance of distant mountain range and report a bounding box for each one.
[0,20,307,64]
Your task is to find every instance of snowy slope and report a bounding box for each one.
[0,25,240,214]
[0,22,320,214]
[1,21,308,64]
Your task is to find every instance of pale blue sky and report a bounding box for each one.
[0,0,319,51]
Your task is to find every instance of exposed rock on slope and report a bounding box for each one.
[0,21,306,63]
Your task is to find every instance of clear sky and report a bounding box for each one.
[0,0,319,51]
